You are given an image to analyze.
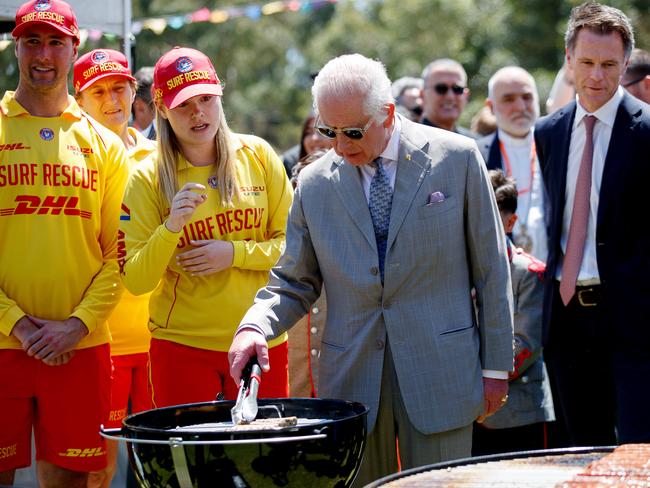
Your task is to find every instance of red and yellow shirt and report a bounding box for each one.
[105,127,156,356]
[0,91,128,350]
[119,134,292,351]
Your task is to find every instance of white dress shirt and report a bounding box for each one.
[139,120,156,139]
[354,116,507,380]
[557,86,624,282]
[358,116,401,201]
[498,129,547,261]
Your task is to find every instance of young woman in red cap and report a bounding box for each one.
[118,47,293,408]
[72,48,155,488]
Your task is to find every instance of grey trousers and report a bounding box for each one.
[352,341,472,487]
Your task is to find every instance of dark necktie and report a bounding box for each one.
[368,158,393,282]
[560,115,597,305]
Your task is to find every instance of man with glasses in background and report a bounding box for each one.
[622,48,650,104]
[420,58,478,139]
[229,53,514,487]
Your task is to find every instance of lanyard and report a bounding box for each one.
[498,139,537,196]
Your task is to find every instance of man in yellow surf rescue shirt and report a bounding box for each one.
[0,1,128,486]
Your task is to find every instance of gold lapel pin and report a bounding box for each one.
[406,154,412,161]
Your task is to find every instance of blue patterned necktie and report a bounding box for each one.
[368,157,393,282]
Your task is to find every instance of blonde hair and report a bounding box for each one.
[155,97,239,207]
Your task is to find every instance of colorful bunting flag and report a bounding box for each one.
[0,0,337,51]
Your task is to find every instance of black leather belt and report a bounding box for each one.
[575,285,602,307]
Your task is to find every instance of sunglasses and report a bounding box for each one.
[623,75,646,88]
[315,117,374,140]
[428,83,466,96]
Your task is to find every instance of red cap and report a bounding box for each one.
[153,47,223,109]
[73,49,136,94]
[12,0,79,43]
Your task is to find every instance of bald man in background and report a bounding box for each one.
[478,66,546,261]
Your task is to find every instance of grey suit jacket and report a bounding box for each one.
[240,116,514,434]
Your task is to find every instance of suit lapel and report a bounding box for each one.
[488,133,502,171]
[549,103,576,240]
[328,119,433,253]
[329,157,377,250]
[598,93,641,228]
[386,134,430,251]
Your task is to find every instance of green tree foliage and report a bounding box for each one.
[1,0,648,152]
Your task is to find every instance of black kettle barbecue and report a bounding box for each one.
[101,361,368,488]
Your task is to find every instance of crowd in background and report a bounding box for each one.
[1,0,650,487]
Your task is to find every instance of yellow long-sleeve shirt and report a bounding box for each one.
[119,133,292,351]
[105,128,155,355]
[0,91,128,350]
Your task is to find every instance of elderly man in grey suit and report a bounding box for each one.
[229,53,514,486]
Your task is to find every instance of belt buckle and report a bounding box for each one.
[577,288,597,307]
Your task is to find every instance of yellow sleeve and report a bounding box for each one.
[0,295,26,337]
[119,161,180,295]
[231,140,293,271]
[70,137,129,332]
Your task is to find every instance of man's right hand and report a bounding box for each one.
[11,316,41,347]
[10,316,76,366]
[23,317,86,366]
[228,328,270,385]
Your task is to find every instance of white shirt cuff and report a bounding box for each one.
[482,369,509,379]
[236,324,265,336]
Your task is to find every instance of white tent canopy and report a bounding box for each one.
[0,0,128,35]
[0,0,131,57]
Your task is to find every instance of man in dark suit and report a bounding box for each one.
[535,1,650,446]
[478,66,546,260]
[420,59,478,139]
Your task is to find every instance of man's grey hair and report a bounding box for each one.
[391,76,423,100]
[625,48,650,80]
[487,66,539,101]
[565,1,634,59]
[134,66,154,106]
[312,54,393,122]
[421,58,468,86]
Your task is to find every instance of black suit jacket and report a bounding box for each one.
[534,93,650,348]
[477,132,501,171]
[146,124,156,141]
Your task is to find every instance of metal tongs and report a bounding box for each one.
[231,356,262,425]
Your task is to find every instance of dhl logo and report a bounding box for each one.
[0,142,30,151]
[59,447,105,458]
[0,195,92,218]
